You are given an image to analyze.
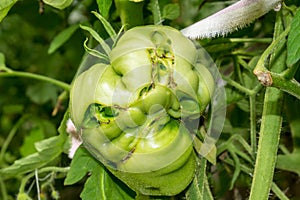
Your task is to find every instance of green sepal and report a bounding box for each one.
[108,149,196,196]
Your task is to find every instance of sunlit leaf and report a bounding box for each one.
[162,3,180,20]
[194,139,217,165]
[20,127,45,157]
[193,129,216,165]
[0,134,66,175]
[19,119,57,157]
[96,0,112,18]
[64,147,93,185]
[0,52,6,69]
[0,0,17,22]
[43,0,73,10]
[92,11,117,41]
[83,38,110,61]
[80,25,111,55]
[48,24,79,54]
[65,147,135,200]
[287,8,300,67]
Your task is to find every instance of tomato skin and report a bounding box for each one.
[70,25,215,196]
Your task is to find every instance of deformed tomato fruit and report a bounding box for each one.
[70,25,215,196]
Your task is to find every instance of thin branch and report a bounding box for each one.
[270,73,300,99]
[0,70,70,91]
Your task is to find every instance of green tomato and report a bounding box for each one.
[70,25,215,196]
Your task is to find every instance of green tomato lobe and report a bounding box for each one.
[70,25,215,196]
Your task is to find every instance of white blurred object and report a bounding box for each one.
[181,0,282,39]
[66,118,82,159]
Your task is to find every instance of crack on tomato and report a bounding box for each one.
[147,30,176,89]
[82,104,120,128]
[121,146,136,163]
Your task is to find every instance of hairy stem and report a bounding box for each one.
[249,95,257,156]
[206,38,273,45]
[252,23,300,99]
[249,88,283,200]
[271,182,289,200]
[222,76,255,95]
[149,0,162,25]
[249,11,286,200]
[0,177,8,200]
[253,26,290,75]
[270,73,300,99]
[181,0,282,39]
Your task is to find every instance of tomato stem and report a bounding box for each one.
[0,69,70,91]
[0,115,30,164]
[249,11,286,200]
[18,167,70,195]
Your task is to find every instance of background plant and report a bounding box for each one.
[0,0,300,199]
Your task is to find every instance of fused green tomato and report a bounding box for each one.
[70,25,215,196]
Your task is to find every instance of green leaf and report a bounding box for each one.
[58,109,72,154]
[81,163,135,200]
[193,129,216,165]
[20,127,45,157]
[225,87,243,105]
[96,0,112,18]
[48,25,79,54]
[276,96,300,176]
[92,11,117,41]
[162,3,180,20]
[43,0,73,10]
[65,148,134,200]
[2,104,24,114]
[228,149,241,190]
[0,52,6,69]
[64,147,95,185]
[285,95,300,154]
[83,38,110,61]
[0,113,68,175]
[17,193,33,200]
[0,134,67,175]
[287,8,300,67]
[80,25,111,55]
[276,154,300,176]
[26,83,58,105]
[0,0,18,22]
